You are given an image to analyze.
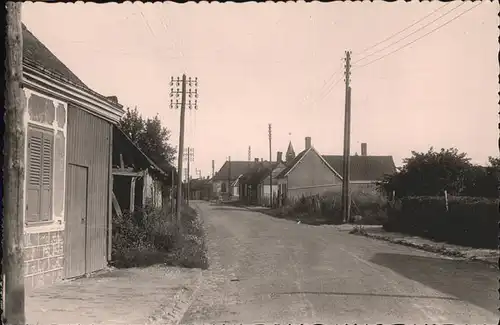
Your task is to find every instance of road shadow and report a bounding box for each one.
[274,291,459,300]
[369,252,498,314]
[258,210,341,226]
[110,249,174,269]
[210,206,250,212]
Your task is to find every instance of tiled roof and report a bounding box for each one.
[212,161,272,181]
[189,178,210,190]
[322,155,396,181]
[276,149,308,178]
[240,163,274,185]
[22,24,88,88]
[112,125,173,180]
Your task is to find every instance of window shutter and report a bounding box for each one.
[40,132,53,221]
[26,129,43,222]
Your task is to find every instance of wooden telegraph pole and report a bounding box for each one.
[268,124,273,208]
[184,147,194,205]
[341,50,352,224]
[3,2,26,324]
[171,169,175,215]
[170,75,198,231]
[227,156,232,200]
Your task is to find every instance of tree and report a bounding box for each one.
[119,107,177,167]
[377,147,473,197]
[487,156,500,168]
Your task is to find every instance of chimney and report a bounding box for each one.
[361,143,367,156]
[260,158,264,162]
[305,137,312,150]
[254,158,259,162]
[276,151,283,163]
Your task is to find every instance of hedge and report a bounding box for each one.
[384,195,499,248]
[287,190,388,225]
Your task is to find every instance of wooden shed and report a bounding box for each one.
[111,125,176,217]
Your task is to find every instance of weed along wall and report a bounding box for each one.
[22,88,67,291]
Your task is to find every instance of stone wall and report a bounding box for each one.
[24,230,64,291]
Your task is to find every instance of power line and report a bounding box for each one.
[354,2,482,71]
[314,74,345,104]
[353,2,452,59]
[304,61,344,110]
[353,2,465,65]
[316,63,344,97]
[137,6,156,39]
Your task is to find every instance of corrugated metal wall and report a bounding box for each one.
[66,105,111,275]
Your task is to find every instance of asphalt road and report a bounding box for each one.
[181,201,499,324]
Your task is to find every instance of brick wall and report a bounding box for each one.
[24,230,64,291]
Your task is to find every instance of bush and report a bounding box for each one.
[168,205,209,269]
[384,195,499,248]
[350,189,388,225]
[112,203,208,269]
[284,190,387,225]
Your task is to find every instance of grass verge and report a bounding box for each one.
[111,203,209,270]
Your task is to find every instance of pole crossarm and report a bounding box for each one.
[170,74,199,230]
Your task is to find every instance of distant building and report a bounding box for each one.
[276,137,396,202]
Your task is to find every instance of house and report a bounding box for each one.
[239,159,275,205]
[260,152,287,206]
[322,142,397,195]
[212,160,263,200]
[188,177,212,201]
[276,137,343,203]
[21,24,125,290]
[112,126,175,217]
[239,152,286,207]
[276,137,396,203]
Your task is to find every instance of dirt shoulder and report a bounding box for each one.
[27,204,209,325]
[337,224,498,269]
[26,265,203,325]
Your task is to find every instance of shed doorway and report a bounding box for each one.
[64,163,88,278]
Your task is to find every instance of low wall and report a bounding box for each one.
[288,182,380,202]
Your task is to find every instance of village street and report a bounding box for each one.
[182,201,498,324]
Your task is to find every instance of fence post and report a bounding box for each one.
[444,190,449,212]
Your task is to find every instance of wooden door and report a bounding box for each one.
[64,163,88,278]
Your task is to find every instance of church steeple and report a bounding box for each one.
[285,140,296,164]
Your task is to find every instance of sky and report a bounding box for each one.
[22,1,499,177]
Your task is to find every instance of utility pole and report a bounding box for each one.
[4,3,25,324]
[268,124,273,208]
[211,160,215,178]
[227,156,232,199]
[184,167,188,201]
[341,50,352,224]
[184,147,194,205]
[171,169,175,215]
[170,75,198,231]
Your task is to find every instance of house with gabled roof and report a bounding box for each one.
[21,24,125,290]
[275,137,396,204]
[212,157,283,201]
[188,177,212,201]
[238,153,286,206]
[276,137,344,203]
[212,160,258,200]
